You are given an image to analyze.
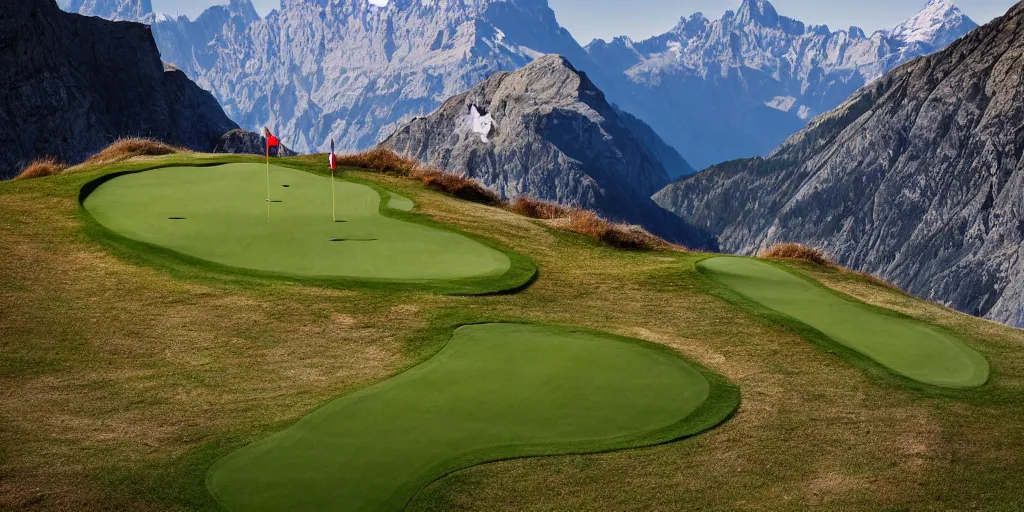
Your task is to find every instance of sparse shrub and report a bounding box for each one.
[758,242,833,266]
[508,197,572,220]
[336,147,419,176]
[15,157,68,181]
[564,210,670,250]
[412,169,502,206]
[83,138,181,165]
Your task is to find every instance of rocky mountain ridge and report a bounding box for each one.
[65,0,975,170]
[381,55,711,247]
[654,2,1024,327]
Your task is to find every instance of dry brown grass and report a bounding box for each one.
[3,154,1024,511]
[562,210,672,251]
[14,158,68,181]
[413,169,502,206]
[507,196,573,220]
[511,197,672,251]
[759,242,834,266]
[336,147,420,176]
[342,150,673,250]
[81,138,183,166]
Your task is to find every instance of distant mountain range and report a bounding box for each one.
[654,2,1024,328]
[65,0,976,170]
[586,0,977,168]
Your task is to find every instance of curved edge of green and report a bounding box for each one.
[75,161,538,296]
[694,254,990,393]
[400,323,740,510]
[203,321,740,512]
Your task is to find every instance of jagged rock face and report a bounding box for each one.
[0,0,240,179]
[135,0,599,155]
[586,0,977,168]
[654,2,1024,327]
[381,55,711,247]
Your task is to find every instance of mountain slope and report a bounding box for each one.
[0,0,240,178]
[381,55,710,247]
[654,2,1024,327]
[586,0,977,168]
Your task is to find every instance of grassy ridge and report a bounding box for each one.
[1,154,1023,511]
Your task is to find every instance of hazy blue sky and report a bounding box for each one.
[152,0,1017,43]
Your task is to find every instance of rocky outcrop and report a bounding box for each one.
[381,55,711,248]
[654,2,1024,327]
[586,0,977,168]
[0,0,240,178]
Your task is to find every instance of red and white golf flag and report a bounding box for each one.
[329,139,337,174]
[264,127,280,158]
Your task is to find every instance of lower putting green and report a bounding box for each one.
[698,257,989,388]
[207,323,734,511]
[82,164,514,283]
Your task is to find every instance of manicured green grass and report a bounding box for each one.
[697,257,989,388]
[207,323,737,512]
[385,191,414,212]
[82,163,524,290]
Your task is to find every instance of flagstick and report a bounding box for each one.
[265,150,271,222]
[331,173,336,223]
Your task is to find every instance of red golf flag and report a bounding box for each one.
[329,139,336,174]
[264,127,280,157]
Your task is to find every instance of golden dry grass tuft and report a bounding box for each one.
[507,196,572,220]
[759,242,834,266]
[511,197,672,251]
[14,158,68,181]
[81,138,183,166]
[336,147,420,176]
[562,210,672,251]
[412,169,502,206]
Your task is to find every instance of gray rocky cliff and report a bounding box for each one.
[654,2,1024,327]
[0,0,240,178]
[381,55,713,248]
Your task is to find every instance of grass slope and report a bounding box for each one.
[207,323,736,512]
[698,257,989,388]
[2,153,1024,511]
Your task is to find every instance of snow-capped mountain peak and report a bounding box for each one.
[885,0,976,47]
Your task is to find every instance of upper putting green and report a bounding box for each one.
[206,323,736,512]
[82,164,522,286]
[698,257,989,388]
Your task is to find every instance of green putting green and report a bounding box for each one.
[207,323,735,511]
[698,257,989,388]
[82,164,514,283]
[386,192,414,212]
